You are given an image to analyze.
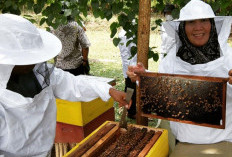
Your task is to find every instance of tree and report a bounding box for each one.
[1,0,231,61]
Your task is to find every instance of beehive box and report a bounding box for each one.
[64,121,169,157]
[137,72,227,129]
[55,108,115,143]
[56,75,116,126]
[56,97,114,126]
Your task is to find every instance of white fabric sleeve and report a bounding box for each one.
[51,68,112,102]
[119,37,131,78]
[0,111,4,137]
[0,105,7,145]
[118,29,137,78]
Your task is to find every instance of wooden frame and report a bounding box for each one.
[65,121,168,157]
[137,72,227,129]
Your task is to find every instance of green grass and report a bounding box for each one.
[85,15,161,126]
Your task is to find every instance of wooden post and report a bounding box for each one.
[136,0,151,125]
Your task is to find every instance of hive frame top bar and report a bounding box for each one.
[137,72,227,129]
[136,72,229,82]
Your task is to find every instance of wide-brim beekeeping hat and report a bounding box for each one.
[0,13,62,65]
[174,0,216,21]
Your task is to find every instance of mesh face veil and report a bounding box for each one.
[35,62,55,89]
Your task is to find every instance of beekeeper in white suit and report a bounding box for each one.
[0,14,130,157]
[159,0,232,145]
[127,0,232,147]
[118,28,137,119]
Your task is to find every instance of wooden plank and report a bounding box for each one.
[82,125,120,157]
[63,143,68,155]
[67,123,117,157]
[127,123,164,132]
[59,143,64,157]
[136,72,229,82]
[138,131,162,157]
[142,113,225,129]
[55,143,59,157]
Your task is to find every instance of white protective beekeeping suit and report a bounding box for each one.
[0,14,112,157]
[118,29,137,79]
[159,0,232,144]
[160,4,175,61]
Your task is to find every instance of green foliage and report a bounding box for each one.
[113,37,120,46]
[1,0,232,61]
[110,22,119,38]
[151,18,163,30]
[0,0,25,15]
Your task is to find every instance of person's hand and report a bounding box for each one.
[83,61,88,66]
[126,62,145,82]
[83,60,90,75]
[228,69,232,84]
[109,88,132,109]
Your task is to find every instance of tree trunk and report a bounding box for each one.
[136,0,151,126]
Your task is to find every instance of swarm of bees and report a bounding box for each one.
[140,76,223,125]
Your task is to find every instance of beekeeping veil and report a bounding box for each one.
[0,14,62,90]
[160,0,232,70]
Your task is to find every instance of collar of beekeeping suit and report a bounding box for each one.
[175,0,216,21]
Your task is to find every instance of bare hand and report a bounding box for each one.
[126,62,145,82]
[109,88,132,109]
[229,69,232,84]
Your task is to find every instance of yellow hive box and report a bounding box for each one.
[56,97,114,126]
[56,75,116,126]
[64,121,169,157]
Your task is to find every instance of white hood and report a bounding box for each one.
[175,0,216,21]
[161,16,232,64]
